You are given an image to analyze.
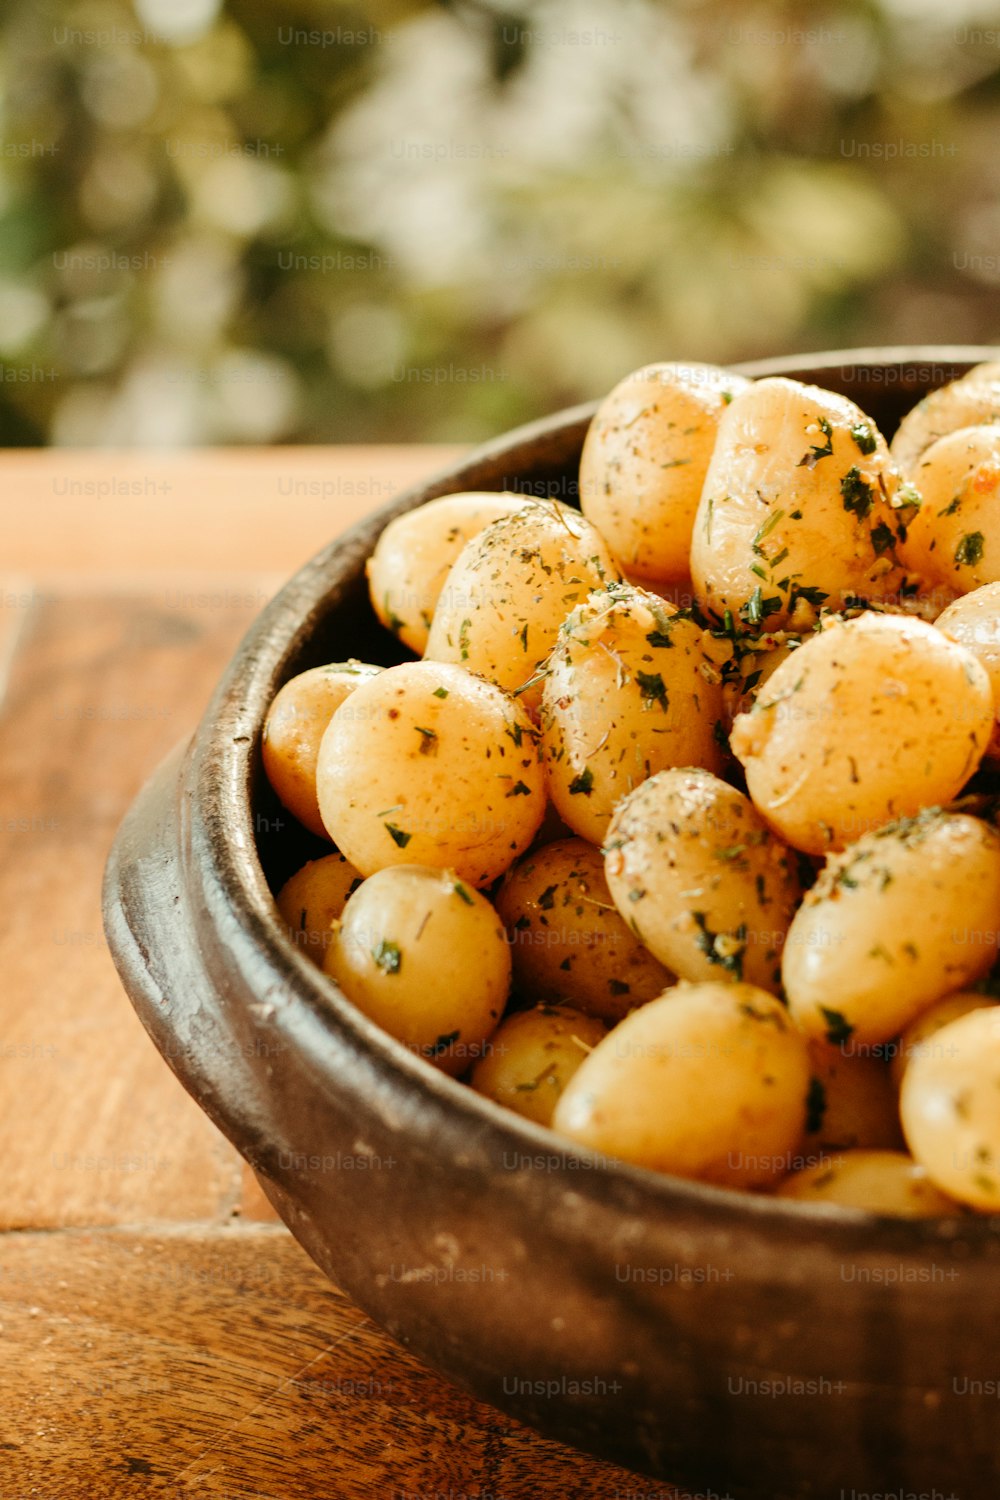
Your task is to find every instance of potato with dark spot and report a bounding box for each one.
[263,661,382,837]
[603,767,801,994]
[275,852,364,963]
[495,837,672,1023]
[579,361,750,585]
[471,1003,607,1126]
[691,377,914,631]
[901,1007,1000,1211]
[316,660,545,887]
[902,426,1000,595]
[539,583,725,845]
[424,501,620,715]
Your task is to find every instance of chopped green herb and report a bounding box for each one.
[956,531,985,567]
[796,415,834,469]
[569,767,595,796]
[458,617,472,661]
[373,940,402,974]
[939,495,962,518]
[506,780,532,797]
[452,881,474,906]
[806,1077,828,1134]
[841,467,874,520]
[430,1030,460,1056]
[385,823,412,849]
[538,885,557,911]
[870,521,895,556]
[432,686,449,700]
[752,509,785,551]
[850,422,877,455]
[608,979,631,996]
[820,1007,854,1046]
[636,671,669,710]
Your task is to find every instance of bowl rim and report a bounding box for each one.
[194,344,1000,1246]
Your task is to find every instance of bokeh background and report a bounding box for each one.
[4,0,1000,446]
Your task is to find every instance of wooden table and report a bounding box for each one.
[0,447,674,1498]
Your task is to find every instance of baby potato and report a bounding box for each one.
[937,582,1000,757]
[603,768,802,994]
[578,361,750,585]
[275,852,363,963]
[805,1041,903,1155]
[690,377,913,632]
[730,613,993,855]
[470,1003,607,1126]
[901,426,1000,594]
[552,982,811,1187]
[890,368,1000,476]
[539,583,725,845]
[262,661,383,837]
[783,810,1000,1047]
[367,491,527,654]
[901,1007,1000,1211]
[891,990,999,1089]
[315,660,545,887]
[423,501,620,715]
[324,864,509,1076]
[495,837,672,1023]
[774,1150,959,1217]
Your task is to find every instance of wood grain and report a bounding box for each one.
[0,1226,664,1499]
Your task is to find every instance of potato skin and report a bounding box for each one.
[730,613,993,854]
[890,369,1000,476]
[805,1041,903,1156]
[275,852,364,963]
[470,1003,607,1126]
[937,582,1000,757]
[774,1150,959,1216]
[782,811,1000,1047]
[690,377,912,631]
[891,989,999,1089]
[603,768,802,994]
[316,660,545,887]
[579,362,750,585]
[424,501,620,715]
[324,864,509,1076]
[539,584,724,845]
[366,491,527,654]
[901,426,1000,594]
[552,982,811,1187]
[495,837,671,1023]
[262,661,383,837]
[901,1007,1000,1210]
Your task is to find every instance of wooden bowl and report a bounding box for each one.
[104,348,1000,1500]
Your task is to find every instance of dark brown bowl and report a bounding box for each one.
[104,348,1000,1500]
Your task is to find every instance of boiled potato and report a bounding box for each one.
[603,768,802,994]
[783,810,1000,1046]
[900,1007,1000,1211]
[890,366,1000,476]
[539,583,725,844]
[578,361,750,585]
[937,582,1000,757]
[495,837,672,1023]
[690,377,914,632]
[774,1150,959,1217]
[275,852,363,963]
[805,1041,903,1155]
[552,982,811,1187]
[730,613,993,854]
[424,501,620,715]
[470,1003,607,1126]
[891,990,999,1089]
[324,864,509,1075]
[262,661,382,837]
[367,491,528,654]
[316,660,545,887]
[899,426,1000,594]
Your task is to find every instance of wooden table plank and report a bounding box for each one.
[0,446,461,576]
[0,1227,662,1499]
[0,581,280,1230]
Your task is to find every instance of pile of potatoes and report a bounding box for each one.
[262,359,1000,1219]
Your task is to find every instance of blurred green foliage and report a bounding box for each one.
[3,0,1000,445]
